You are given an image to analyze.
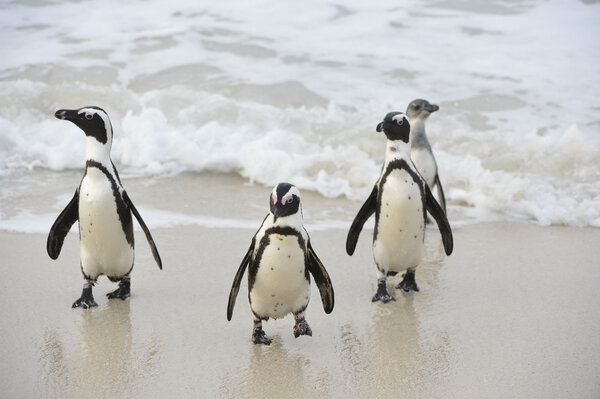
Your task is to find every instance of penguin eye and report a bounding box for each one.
[282,195,294,205]
[85,113,93,120]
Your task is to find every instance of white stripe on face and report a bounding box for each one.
[281,186,300,204]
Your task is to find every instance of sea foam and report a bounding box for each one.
[0,0,599,227]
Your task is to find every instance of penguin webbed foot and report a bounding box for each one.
[107,279,131,300]
[72,285,97,309]
[293,318,313,338]
[252,328,271,345]
[372,291,396,303]
[252,326,272,345]
[396,271,420,292]
[372,279,396,303]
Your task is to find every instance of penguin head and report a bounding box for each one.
[269,183,301,222]
[54,106,112,145]
[406,99,439,120]
[376,112,411,143]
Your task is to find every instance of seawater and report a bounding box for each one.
[0,0,599,228]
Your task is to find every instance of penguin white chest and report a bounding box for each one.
[251,234,310,319]
[411,148,436,188]
[374,169,424,273]
[78,169,133,279]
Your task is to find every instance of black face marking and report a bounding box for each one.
[83,160,134,248]
[376,112,411,143]
[269,182,301,221]
[373,159,426,242]
[55,106,111,144]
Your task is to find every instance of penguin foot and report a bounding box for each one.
[107,279,131,300]
[396,271,420,292]
[293,318,313,338]
[72,286,97,309]
[252,327,272,345]
[372,291,396,303]
[372,278,395,303]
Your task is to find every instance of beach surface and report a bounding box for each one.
[1,172,599,398]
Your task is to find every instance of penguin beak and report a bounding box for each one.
[55,109,78,121]
[376,122,384,132]
[426,104,439,113]
[272,204,284,222]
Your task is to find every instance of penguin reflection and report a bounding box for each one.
[238,341,324,398]
[367,298,451,396]
[39,301,158,397]
[76,301,135,396]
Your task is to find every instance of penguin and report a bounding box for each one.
[346,112,453,303]
[227,183,334,345]
[406,98,446,213]
[47,106,162,309]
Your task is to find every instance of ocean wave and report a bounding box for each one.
[1,0,599,227]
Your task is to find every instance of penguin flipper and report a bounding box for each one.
[47,189,79,260]
[434,174,447,214]
[425,185,453,255]
[227,242,253,321]
[306,240,334,314]
[346,185,377,255]
[123,191,162,270]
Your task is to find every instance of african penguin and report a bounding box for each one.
[346,112,453,303]
[406,99,446,213]
[227,183,334,345]
[47,106,162,309]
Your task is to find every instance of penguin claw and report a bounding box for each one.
[293,319,313,338]
[72,297,98,309]
[107,280,131,300]
[371,292,396,303]
[396,272,420,292]
[372,278,395,303]
[106,289,130,300]
[396,280,420,292]
[252,328,272,345]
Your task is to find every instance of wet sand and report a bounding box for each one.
[1,173,599,398]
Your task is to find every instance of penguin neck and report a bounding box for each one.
[271,207,304,228]
[85,136,112,165]
[385,139,411,163]
[409,120,431,149]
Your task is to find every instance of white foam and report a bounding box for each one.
[0,207,353,234]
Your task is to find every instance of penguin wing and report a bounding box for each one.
[306,239,334,314]
[434,174,447,214]
[47,189,79,260]
[227,241,254,321]
[123,191,163,270]
[346,185,378,255]
[425,185,453,255]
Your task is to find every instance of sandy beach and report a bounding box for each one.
[0,172,599,398]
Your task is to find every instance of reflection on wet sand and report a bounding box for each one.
[223,336,334,398]
[39,300,158,397]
